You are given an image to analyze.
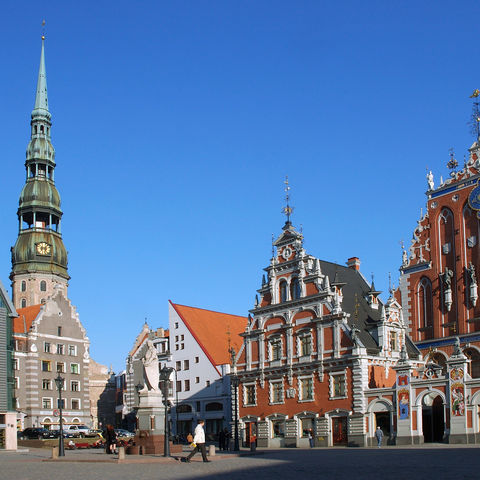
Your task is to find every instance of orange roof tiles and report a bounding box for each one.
[14,304,42,334]
[170,302,247,367]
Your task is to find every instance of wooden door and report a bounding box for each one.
[332,417,348,445]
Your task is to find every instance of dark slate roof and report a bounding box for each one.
[320,260,419,359]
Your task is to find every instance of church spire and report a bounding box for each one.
[32,36,50,119]
[10,36,69,310]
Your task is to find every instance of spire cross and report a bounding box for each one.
[282,176,293,223]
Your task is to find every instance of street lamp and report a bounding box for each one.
[54,375,65,457]
[159,366,174,457]
[229,346,240,452]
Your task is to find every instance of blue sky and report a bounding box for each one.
[1,1,479,373]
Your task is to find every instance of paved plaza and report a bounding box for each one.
[0,445,479,480]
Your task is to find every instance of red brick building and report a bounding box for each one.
[235,219,421,447]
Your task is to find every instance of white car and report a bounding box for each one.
[62,424,90,438]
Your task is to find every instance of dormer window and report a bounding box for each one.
[291,278,301,300]
[279,280,287,303]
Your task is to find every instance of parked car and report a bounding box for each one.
[19,428,57,440]
[86,428,103,438]
[114,429,135,438]
[62,424,90,438]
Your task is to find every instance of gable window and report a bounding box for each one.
[390,332,397,351]
[195,357,199,363]
[57,326,62,337]
[270,337,282,361]
[291,277,301,300]
[279,280,288,303]
[299,333,312,357]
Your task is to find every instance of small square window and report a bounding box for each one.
[176,380,182,392]
[206,380,210,387]
[175,322,179,329]
[68,345,77,356]
[42,398,52,409]
[56,362,65,373]
[57,344,65,355]
[181,343,184,350]
[44,342,51,353]
[71,399,80,410]
[71,381,79,392]
[184,360,189,370]
[195,377,200,383]
[70,363,79,374]
[42,360,51,372]
[181,335,184,341]
[42,379,51,390]
[175,336,179,342]
[195,357,199,363]
[185,380,190,391]
[175,345,179,351]
[176,361,181,371]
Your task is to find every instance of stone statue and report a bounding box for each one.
[442,267,453,288]
[427,170,434,190]
[441,267,454,312]
[453,337,462,356]
[140,340,160,392]
[468,262,478,307]
[402,248,408,266]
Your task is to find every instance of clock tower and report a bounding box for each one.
[10,36,69,309]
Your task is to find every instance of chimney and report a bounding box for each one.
[347,257,361,271]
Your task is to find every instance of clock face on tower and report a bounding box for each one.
[36,242,51,256]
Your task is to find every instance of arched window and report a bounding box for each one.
[21,298,26,308]
[279,280,287,303]
[428,352,447,375]
[177,404,192,413]
[290,278,301,300]
[464,348,480,378]
[205,402,223,411]
[417,277,433,329]
[40,281,47,292]
[21,281,26,292]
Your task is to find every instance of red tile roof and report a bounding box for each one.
[170,302,247,369]
[14,305,42,334]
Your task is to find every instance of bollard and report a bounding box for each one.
[208,444,216,457]
[51,446,59,459]
[118,446,125,460]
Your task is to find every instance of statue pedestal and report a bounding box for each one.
[132,391,182,455]
[137,391,165,433]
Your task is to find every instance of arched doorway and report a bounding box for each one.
[422,393,444,443]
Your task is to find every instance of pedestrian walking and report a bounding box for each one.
[184,420,210,463]
[375,426,384,448]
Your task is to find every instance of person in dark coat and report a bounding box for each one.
[375,426,384,448]
[104,424,117,454]
[218,429,225,451]
[223,428,231,451]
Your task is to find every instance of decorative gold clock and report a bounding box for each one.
[36,242,51,255]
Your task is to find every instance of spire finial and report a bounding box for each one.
[281,176,294,225]
[32,31,50,118]
[469,89,480,139]
[41,19,46,40]
[388,272,392,294]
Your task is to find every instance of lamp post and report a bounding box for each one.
[230,374,240,451]
[159,366,174,457]
[54,375,65,457]
[228,346,240,452]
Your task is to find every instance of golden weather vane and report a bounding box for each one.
[469,89,480,138]
[281,176,294,223]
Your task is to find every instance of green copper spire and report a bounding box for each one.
[10,36,69,309]
[32,36,50,119]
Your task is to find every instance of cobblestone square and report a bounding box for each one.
[1,446,479,480]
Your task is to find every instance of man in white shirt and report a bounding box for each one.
[185,420,210,463]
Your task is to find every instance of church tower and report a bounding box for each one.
[10,36,69,309]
